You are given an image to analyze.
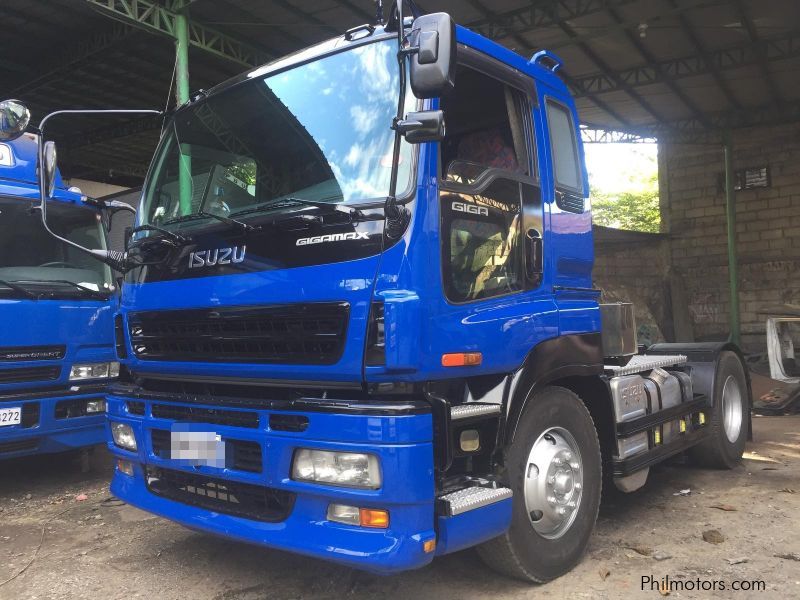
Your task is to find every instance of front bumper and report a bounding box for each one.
[0,391,106,459]
[106,393,437,574]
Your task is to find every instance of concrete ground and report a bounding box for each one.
[1,416,799,600]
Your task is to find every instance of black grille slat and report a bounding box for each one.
[128,303,349,365]
[0,366,60,384]
[22,403,40,428]
[145,466,294,522]
[150,429,263,473]
[127,400,146,415]
[151,403,259,428]
[0,438,39,454]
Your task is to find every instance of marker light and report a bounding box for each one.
[111,422,137,451]
[69,361,120,381]
[292,449,381,489]
[441,352,482,367]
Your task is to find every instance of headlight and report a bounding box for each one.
[69,361,120,381]
[292,449,381,489]
[111,422,137,451]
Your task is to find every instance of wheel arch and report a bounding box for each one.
[504,333,607,447]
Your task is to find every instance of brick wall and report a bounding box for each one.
[593,226,671,346]
[661,123,800,352]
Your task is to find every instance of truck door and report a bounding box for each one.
[537,86,599,337]
[430,49,559,376]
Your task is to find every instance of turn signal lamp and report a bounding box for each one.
[442,352,482,367]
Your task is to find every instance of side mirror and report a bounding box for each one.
[408,13,456,99]
[395,109,445,143]
[42,141,58,198]
[0,99,31,141]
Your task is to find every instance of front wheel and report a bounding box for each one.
[477,386,602,582]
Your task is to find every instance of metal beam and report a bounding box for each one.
[60,115,163,149]
[558,20,663,122]
[83,0,272,67]
[733,0,783,108]
[467,0,638,41]
[580,126,655,144]
[606,5,709,128]
[668,0,741,111]
[570,31,800,99]
[723,132,740,346]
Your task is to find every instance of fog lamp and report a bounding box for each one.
[86,399,106,414]
[292,449,381,489]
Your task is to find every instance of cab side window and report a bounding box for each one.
[546,99,584,212]
[439,63,542,303]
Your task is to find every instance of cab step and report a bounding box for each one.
[450,403,501,421]
[437,486,513,516]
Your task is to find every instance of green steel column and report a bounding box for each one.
[723,131,741,346]
[175,7,192,216]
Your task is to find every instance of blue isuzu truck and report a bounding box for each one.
[7,3,752,581]
[0,112,119,459]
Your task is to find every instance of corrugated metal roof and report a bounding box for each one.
[0,0,797,184]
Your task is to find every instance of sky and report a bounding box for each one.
[584,142,658,195]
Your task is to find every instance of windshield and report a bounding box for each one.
[0,196,112,295]
[141,39,414,232]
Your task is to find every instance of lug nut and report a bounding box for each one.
[547,495,556,505]
[556,506,567,516]
[574,482,582,491]
[570,462,580,470]
[547,475,555,484]
[553,457,563,466]
[563,452,572,461]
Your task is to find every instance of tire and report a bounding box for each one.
[689,351,749,469]
[477,386,602,582]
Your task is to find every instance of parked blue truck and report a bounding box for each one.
[6,4,752,582]
[0,120,118,459]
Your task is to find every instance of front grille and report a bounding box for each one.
[150,428,263,473]
[128,303,349,365]
[0,366,60,384]
[127,400,146,415]
[145,466,294,522]
[151,403,259,428]
[0,438,39,454]
[22,402,40,428]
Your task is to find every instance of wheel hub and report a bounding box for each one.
[721,375,743,443]
[524,427,584,539]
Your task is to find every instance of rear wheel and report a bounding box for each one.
[689,351,749,468]
[477,386,602,582]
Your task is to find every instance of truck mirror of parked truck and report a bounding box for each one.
[42,140,57,199]
[0,99,31,141]
[0,101,162,273]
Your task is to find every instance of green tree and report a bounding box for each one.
[588,146,661,233]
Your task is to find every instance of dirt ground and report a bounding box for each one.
[1,416,799,600]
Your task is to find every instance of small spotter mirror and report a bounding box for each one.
[0,99,31,141]
[408,13,456,99]
[42,141,58,198]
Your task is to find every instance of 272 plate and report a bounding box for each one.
[0,406,22,427]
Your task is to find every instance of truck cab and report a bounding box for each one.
[0,132,119,459]
[77,10,749,582]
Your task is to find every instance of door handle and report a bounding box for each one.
[526,228,543,279]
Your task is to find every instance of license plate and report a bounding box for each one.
[170,429,226,467]
[0,406,22,427]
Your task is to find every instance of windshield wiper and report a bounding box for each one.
[38,280,109,298]
[163,211,256,233]
[129,224,190,245]
[0,279,39,300]
[232,197,346,218]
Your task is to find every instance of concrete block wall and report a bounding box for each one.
[661,123,800,353]
[593,226,671,345]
